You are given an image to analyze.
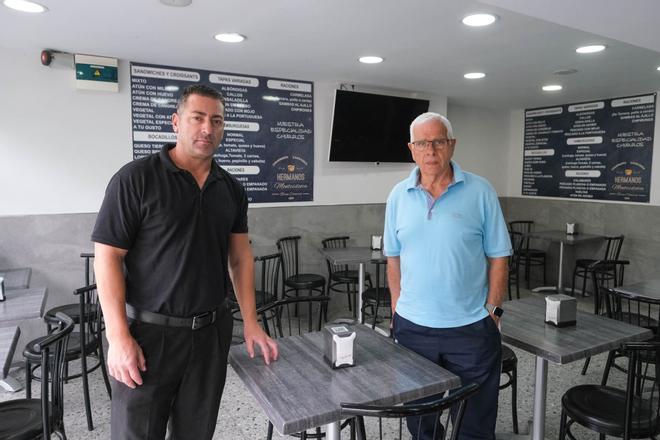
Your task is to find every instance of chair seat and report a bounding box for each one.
[520,249,546,258]
[330,269,365,284]
[562,384,659,437]
[0,398,45,439]
[285,274,325,289]
[24,331,100,363]
[501,344,517,372]
[362,287,391,305]
[575,259,617,271]
[44,303,96,324]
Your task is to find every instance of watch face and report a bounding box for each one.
[493,307,504,317]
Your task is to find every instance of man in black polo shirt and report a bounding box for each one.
[92,84,277,440]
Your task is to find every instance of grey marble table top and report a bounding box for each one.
[0,268,31,290]
[320,247,386,265]
[229,324,460,435]
[0,287,48,327]
[525,230,603,245]
[616,279,660,302]
[0,326,20,378]
[501,296,652,364]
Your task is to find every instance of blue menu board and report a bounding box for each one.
[523,93,655,202]
[130,62,314,203]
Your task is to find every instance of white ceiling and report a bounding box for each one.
[1,0,659,109]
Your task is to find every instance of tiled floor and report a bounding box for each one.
[0,288,628,439]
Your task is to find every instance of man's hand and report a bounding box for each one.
[244,321,279,365]
[107,334,146,389]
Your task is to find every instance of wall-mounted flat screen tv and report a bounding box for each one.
[328,90,430,163]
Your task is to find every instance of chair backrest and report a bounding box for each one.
[619,341,660,440]
[255,252,282,302]
[590,261,632,316]
[277,236,302,279]
[322,236,350,273]
[508,231,524,273]
[74,283,104,345]
[34,312,75,439]
[508,221,534,251]
[602,235,624,261]
[341,382,480,440]
[80,252,95,286]
[256,296,329,338]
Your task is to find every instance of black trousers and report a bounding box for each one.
[393,313,502,440]
[111,307,233,440]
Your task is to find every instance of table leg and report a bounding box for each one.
[532,357,548,440]
[0,376,23,392]
[325,421,341,440]
[556,242,564,292]
[357,263,365,323]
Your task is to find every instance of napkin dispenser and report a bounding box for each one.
[545,294,577,327]
[323,324,356,369]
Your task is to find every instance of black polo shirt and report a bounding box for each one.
[92,144,248,317]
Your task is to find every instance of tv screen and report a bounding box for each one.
[329,90,430,163]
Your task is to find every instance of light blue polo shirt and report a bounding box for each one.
[384,162,511,328]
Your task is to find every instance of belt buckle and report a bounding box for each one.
[191,310,215,330]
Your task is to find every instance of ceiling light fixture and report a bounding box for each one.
[3,0,47,13]
[542,84,563,92]
[159,0,192,6]
[214,33,246,43]
[464,72,485,79]
[656,66,660,71]
[576,44,606,54]
[358,56,384,64]
[462,13,498,27]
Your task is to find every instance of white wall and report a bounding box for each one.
[447,104,510,195]
[1,46,454,216]
[505,95,660,204]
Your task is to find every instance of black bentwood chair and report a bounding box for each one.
[581,260,636,376]
[23,284,111,431]
[258,296,354,440]
[559,341,660,440]
[507,231,524,300]
[360,259,391,329]
[341,382,480,440]
[277,236,326,317]
[322,236,372,316]
[0,312,74,440]
[508,220,547,289]
[571,235,625,297]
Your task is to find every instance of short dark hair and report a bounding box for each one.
[176,84,225,112]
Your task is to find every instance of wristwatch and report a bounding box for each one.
[486,303,504,318]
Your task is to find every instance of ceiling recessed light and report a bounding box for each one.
[464,72,485,79]
[656,66,660,71]
[462,13,498,27]
[159,0,192,6]
[542,84,563,92]
[3,0,47,13]
[553,68,578,75]
[576,45,606,54]
[214,33,246,43]
[358,56,384,64]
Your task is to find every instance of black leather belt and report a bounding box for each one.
[126,303,222,330]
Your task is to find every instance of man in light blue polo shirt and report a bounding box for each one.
[385,112,511,440]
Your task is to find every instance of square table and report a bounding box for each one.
[0,287,48,391]
[319,247,385,322]
[615,278,660,301]
[524,231,603,294]
[0,287,48,327]
[0,326,21,392]
[0,267,32,290]
[229,324,460,439]
[500,296,652,440]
